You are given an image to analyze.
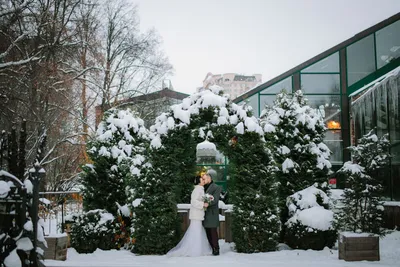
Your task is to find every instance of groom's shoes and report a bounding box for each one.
[212,248,220,256]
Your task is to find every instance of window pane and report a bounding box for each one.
[376,21,400,69]
[301,52,340,73]
[260,76,292,94]
[347,35,376,86]
[260,95,276,110]
[245,93,259,117]
[375,87,388,136]
[305,95,342,128]
[389,76,400,145]
[301,74,340,94]
[325,130,343,164]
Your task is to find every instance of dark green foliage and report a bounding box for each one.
[130,167,179,255]
[285,223,337,250]
[69,210,122,253]
[229,132,280,253]
[81,157,128,214]
[260,90,332,240]
[158,128,197,203]
[337,130,390,235]
[81,109,149,215]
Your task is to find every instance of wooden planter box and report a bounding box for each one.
[224,211,232,243]
[178,209,190,233]
[41,235,68,261]
[338,233,379,261]
[383,203,400,230]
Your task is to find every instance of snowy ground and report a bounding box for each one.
[44,231,400,267]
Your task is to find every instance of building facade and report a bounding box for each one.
[234,12,400,200]
[200,72,262,99]
[95,88,189,128]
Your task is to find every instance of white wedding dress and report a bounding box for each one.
[167,185,212,257]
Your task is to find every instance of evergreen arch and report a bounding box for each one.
[131,87,280,254]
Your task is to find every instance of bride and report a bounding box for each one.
[167,175,212,257]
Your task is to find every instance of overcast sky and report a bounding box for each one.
[133,0,400,94]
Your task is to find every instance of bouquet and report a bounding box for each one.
[202,194,214,211]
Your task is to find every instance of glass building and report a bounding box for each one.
[234,13,400,200]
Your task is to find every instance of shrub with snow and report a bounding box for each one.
[285,185,337,250]
[69,209,127,253]
[81,108,150,215]
[260,90,332,239]
[337,130,390,235]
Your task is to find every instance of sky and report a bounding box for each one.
[132,0,400,94]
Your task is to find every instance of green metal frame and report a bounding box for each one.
[196,158,229,191]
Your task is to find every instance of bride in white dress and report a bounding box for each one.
[167,176,212,257]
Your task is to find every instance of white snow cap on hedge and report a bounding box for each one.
[93,109,149,174]
[97,109,149,141]
[286,185,334,231]
[149,86,263,148]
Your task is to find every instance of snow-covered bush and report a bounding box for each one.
[81,108,149,215]
[260,90,332,239]
[337,131,390,235]
[69,209,126,253]
[285,185,337,250]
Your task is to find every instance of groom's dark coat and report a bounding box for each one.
[203,182,221,228]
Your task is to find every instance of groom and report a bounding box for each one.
[202,170,222,256]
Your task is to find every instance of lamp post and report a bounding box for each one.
[29,163,45,267]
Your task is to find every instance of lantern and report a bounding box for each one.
[196,140,217,164]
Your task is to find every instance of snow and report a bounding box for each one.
[288,186,331,212]
[45,231,400,267]
[16,237,34,251]
[24,220,33,231]
[118,203,131,217]
[196,140,216,151]
[286,186,334,231]
[98,212,114,225]
[39,197,51,205]
[282,158,295,173]
[177,204,191,209]
[278,146,290,155]
[150,88,263,149]
[384,201,400,207]
[0,180,11,197]
[0,170,20,182]
[3,249,21,267]
[132,198,143,207]
[287,206,334,231]
[350,65,400,99]
[341,162,365,175]
[340,232,378,238]
[24,179,33,194]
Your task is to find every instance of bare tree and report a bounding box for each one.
[98,0,173,113]
[0,0,173,191]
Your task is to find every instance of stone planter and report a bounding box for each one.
[42,235,68,261]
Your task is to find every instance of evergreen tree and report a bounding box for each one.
[229,132,281,253]
[337,130,390,234]
[260,90,332,238]
[129,161,179,254]
[81,109,149,215]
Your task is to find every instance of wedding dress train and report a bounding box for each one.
[166,220,212,257]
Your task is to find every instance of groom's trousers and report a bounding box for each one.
[205,228,219,250]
